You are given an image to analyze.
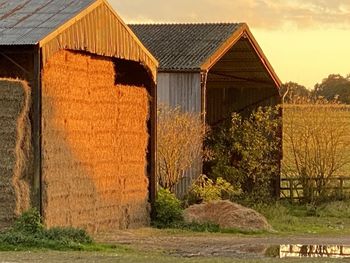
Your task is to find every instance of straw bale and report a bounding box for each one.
[42,50,150,234]
[184,200,272,231]
[0,79,32,229]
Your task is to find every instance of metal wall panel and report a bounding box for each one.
[41,1,157,80]
[157,72,202,198]
[157,72,201,112]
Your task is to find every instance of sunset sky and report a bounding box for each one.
[111,0,350,89]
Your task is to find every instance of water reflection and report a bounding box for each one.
[279,245,350,258]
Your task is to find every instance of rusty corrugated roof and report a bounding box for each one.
[0,0,96,45]
[129,23,243,71]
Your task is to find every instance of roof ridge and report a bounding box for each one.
[129,22,244,26]
[130,22,245,71]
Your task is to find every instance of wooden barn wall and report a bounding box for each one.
[175,159,202,199]
[41,1,157,79]
[206,85,280,126]
[157,72,202,198]
[41,50,150,233]
[157,72,201,112]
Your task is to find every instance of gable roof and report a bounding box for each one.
[130,23,242,71]
[130,23,281,87]
[0,0,96,45]
[0,0,158,77]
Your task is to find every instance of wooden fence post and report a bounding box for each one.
[340,177,344,199]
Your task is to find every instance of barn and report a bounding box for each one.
[131,23,282,195]
[0,0,158,233]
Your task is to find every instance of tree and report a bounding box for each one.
[280,82,310,103]
[204,107,282,203]
[314,74,350,104]
[157,104,206,192]
[283,100,350,202]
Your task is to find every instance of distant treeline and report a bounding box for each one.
[281,74,350,104]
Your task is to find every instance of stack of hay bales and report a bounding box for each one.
[0,79,32,228]
[42,50,150,233]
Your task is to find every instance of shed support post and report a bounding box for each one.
[201,71,208,123]
[275,102,283,199]
[32,46,42,214]
[149,80,157,219]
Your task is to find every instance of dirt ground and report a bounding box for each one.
[1,229,350,262]
[95,228,350,258]
[0,252,120,263]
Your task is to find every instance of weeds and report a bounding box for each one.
[0,209,106,251]
[152,188,184,228]
[254,200,350,235]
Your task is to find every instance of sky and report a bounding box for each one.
[110,0,350,89]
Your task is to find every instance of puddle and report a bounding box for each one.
[266,245,350,259]
[165,242,350,259]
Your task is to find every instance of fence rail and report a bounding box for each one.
[280,177,350,201]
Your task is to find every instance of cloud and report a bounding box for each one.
[110,0,350,29]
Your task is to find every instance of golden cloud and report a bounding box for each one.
[111,0,350,29]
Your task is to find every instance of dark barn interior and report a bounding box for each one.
[206,37,281,126]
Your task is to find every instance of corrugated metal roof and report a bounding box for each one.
[129,23,243,71]
[0,0,96,45]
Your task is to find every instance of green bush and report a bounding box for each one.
[186,175,239,205]
[0,208,92,251]
[153,188,183,228]
[13,208,44,234]
[204,106,281,204]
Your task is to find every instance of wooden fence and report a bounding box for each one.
[280,177,350,201]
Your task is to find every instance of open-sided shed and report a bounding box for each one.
[131,23,282,195]
[0,0,158,233]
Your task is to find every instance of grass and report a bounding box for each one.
[155,199,350,236]
[152,195,350,237]
[254,200,350,235]
[0,239,122,252]
[162,223,269,236]
[0,209,121,252]
[0,250,347,263]
[2,204,350,262]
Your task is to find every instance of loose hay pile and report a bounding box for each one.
[42,50,150,234]
[0,79,32,229]
[184,200,272,231]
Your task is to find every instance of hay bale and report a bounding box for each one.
[0,79,32,229]
[42,50,150,234]
[184,200,272,231]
